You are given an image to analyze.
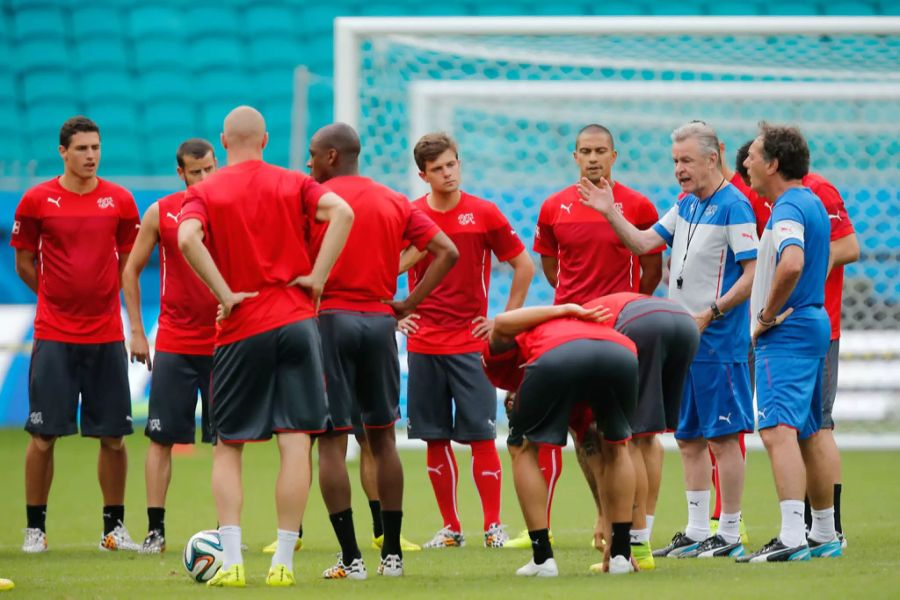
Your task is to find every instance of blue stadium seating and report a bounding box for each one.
[74,39,130,72]
[244,5,297,37]
[143,102,196,134]
[249,37,307,71]
[183,6,241,39]
[89,102,140,136]
[767,2,822,14]
[81,68,135,104]
[15,38,70,72]
[12,7,66,41]
[0,70,15,104]
[128,6,183,39]
[21,71,76,106]
[71,7,124,38]
[137,71,192,104]
[133,38,186,73]
[188,38,245,71]
[824,1,878,14]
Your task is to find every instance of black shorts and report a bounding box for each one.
[319,311,400,432]
[26,339,132,438]
[211,319,329,443]
[407,351,498,442]
[508,339,637,447]
[821,339,840,429]
[146,352,213,444]
[616,298,700,435]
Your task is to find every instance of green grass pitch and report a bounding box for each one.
[0,430,898,598]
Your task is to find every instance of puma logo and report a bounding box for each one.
[166,212,179,223]
[741,233,753,240]
[480,469,502,480]
[757,408,767,420]
[828,212,842,222]
[560,203,572,214]
[718,413,732,424]
[426,465,444,476]
[764,201,773,212]
[47,196,61,208]
[689,500,701,507]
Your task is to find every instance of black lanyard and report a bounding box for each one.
[676,178,727,290]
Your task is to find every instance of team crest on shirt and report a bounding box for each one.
[11,221,20,235]
[97,197,115,209]
[458,213,476,226]
[704,205,718,217]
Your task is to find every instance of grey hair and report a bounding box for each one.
[670,121,721,159]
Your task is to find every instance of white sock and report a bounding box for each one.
[629,528,650,544]
[808,507,836,544]
[272,529,299,570]
[646,515,655,538]
[219,525,243,569]
[685,490,710,541]
[718,512,741,544]
[779,500,807,547]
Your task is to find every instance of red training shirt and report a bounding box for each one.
[533,182,662,305]
[730,173,854,339]
[181,160,328,346]
[407,192,524,354]
[10,177,139,344]
[155,191,218,355]
[481,316,637,392]
[311,175,440,314]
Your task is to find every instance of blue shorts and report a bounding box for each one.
[675,361,753,440]
[755,353,824,440]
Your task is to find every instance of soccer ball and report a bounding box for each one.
[183,530,224,583]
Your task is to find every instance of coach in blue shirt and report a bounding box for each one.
[740,123,840,563]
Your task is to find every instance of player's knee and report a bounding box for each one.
[31,434,56,452]
[99,436,125,451]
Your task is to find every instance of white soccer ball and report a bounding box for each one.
[183,530,224,583]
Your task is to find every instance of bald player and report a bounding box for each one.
[307,123,457,578]
[179,106,354,587]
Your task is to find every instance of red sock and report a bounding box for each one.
[711,433,747,520]
[426,440,461,532]
[468,440,502,530]
[537,444,562,528]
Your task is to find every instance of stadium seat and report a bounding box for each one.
[21,71,76,105]
[244,5,297,37]
[359,2,407,16]
[882,1,900,15]
[766,2,822,14]
[647,0,706,14]
[146,131,192,174]
[80,69,135,104]
[143,101,196,134]
[708,1,765,14]
[823,1,878,14]
[12,7,66,42]
[254,68,297,104]
[101,154,145,177]
[71,7,124,38]
[98,129,141,169]
[248,37,307,71]
[74,39,130,71]
[133,38,186,73]
[183,6,240,39]
[199,101,240,136]
[528,3,593,15]
[588,1,646,14]
[15,39,70,72]
[471,2,525,16]
[0,70,15,104]
[194,69,255,104]
[137,71,192,104]
[87,102,140,136]
[24,100,81,143]
[128,6,183,40]
[410,3,473,15]
[294,6,349,35]
[187,38,245,71]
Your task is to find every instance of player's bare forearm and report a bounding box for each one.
[14,249,38,294]
[540,255,558,288]
[310,194,354,286]
[504,250,535,311]
[177,219,233,303]
[399,246,427,274]
[827,233,860,277]
[715,258,756,314]
[638,253,662,295]
[122,204,160,335]
[760,248,803,322]
[401,232,458,310]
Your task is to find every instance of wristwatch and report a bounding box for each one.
[710,302,725,320]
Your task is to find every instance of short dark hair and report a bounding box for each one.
[59,116,100,148]
[413,132,457,172]
[735,139,753,180]
[176,138,215,168]
[758,122,810,180]
[576,124,614,150]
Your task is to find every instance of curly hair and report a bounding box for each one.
[758,122,810,180]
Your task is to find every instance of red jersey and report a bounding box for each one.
[407,192,525,354]
[730,173,854,339]
[10,177,139,344]
[584,292,644,322]
[155,192,218,355]
[311,176,440,313]
[533,182,662,305]
[481,316,636,391]
[181,160,328,346]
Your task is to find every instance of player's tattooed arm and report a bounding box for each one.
[122,203,160,370]
[14,249,38,294]
[574,429,604,515]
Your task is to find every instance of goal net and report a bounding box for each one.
[335,17,900,446]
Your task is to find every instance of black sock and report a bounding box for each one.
[834,484,843,534]
[329,509,361,562]
[611,522,632,559]
[147,507,165,536]
[804,495,812,531]
[103,505,125,536]
[299,524,303,539]
[369,500,384,538]
[528,529,553,564]
[26,504,47,532]
[381,510,403,559]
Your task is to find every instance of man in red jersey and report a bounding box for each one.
[11,116,141,553]
[728,141,859,546]
[482,302,638,576]
[523,123,664,549]
[306,123,458,579]
[121,138,218,554]
[178,106,354,588]
[399,132,534,550]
